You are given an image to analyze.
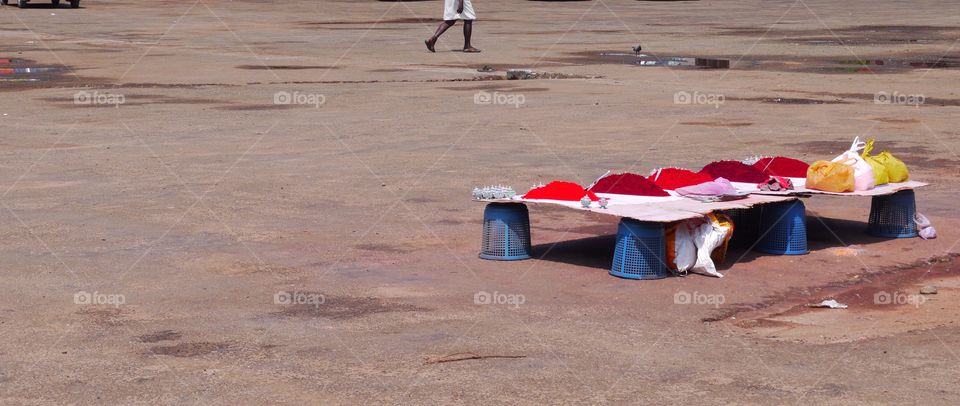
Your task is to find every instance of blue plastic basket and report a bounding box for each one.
[722,207,760,248]
[480,203,532,260]
[756,200,808,255]
[868,189,918,238]
[610,219,669,280]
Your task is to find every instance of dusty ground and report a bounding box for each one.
[2,0,960,404]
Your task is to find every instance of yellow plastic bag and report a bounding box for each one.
[872,145,909,182]
[806,160,854,193]
[860,139,889,185]
[863,139,910,183]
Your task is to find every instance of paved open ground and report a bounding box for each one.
[2,0,960,404]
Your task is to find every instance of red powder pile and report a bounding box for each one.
[699,160,769,183]
[589,173,670,196]
[647,168,715,190]
[752,156,809,178]
[523,181,599,201]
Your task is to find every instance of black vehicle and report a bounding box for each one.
[1,0,80,8]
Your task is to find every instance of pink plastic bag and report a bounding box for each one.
[915,213,937,240]
[831,137,875,191]
[675,178,747,202]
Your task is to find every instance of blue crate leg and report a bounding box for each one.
[479,203,531,260]
[867,189,918,238]
[610,218,669,280]
[755,200,808,255]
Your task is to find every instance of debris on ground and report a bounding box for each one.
[506,69,537,80]
[830,246,864,257]
[472,185,516,200]
[425,352,526,364]
[920,285,938,295]
[477,65,495,73]
[807,299,848,309]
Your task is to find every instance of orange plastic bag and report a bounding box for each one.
[806,160,854,193]
[708,213,734,265]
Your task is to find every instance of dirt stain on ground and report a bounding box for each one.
[716,24,960,46]
[148,342,230,357]
[38,94,228,107]
[491,29,623,35]
[680,119,753,127]
[715,254,960,343]
[136,330,182,343]
[552,50,960,75]
[272,294,425,319]
[867,117,921,124]
[77,307,126,327]
[782,89,960,106]
[439,84,549,92]
[404,197,440,203]
[215,104,305,111]
[197,256,297,276]
[727,97,847,105]
[298,18,508,26]
[236,65,338,70]
[355,243,416,254]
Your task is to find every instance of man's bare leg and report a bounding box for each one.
[462,20,480,52]
[426,20,456,52]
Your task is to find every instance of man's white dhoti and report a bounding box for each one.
[443,0,475,21]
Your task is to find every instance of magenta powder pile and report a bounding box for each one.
[699,160,770,183]
[752,156,809,178]
[649,168,715,190]
[589,173,670,196]
[523,181,599,201]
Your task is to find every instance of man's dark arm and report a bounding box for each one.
[456,0,464,14]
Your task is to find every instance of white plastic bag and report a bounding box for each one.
[690,216,729,278]
[831,137,875,191]
[673,222,697,273]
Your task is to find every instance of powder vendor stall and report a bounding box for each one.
[474,184,802,279]
[474,140,929,280]
[474,183,925,279]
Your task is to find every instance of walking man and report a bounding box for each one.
[425,0,480,53]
